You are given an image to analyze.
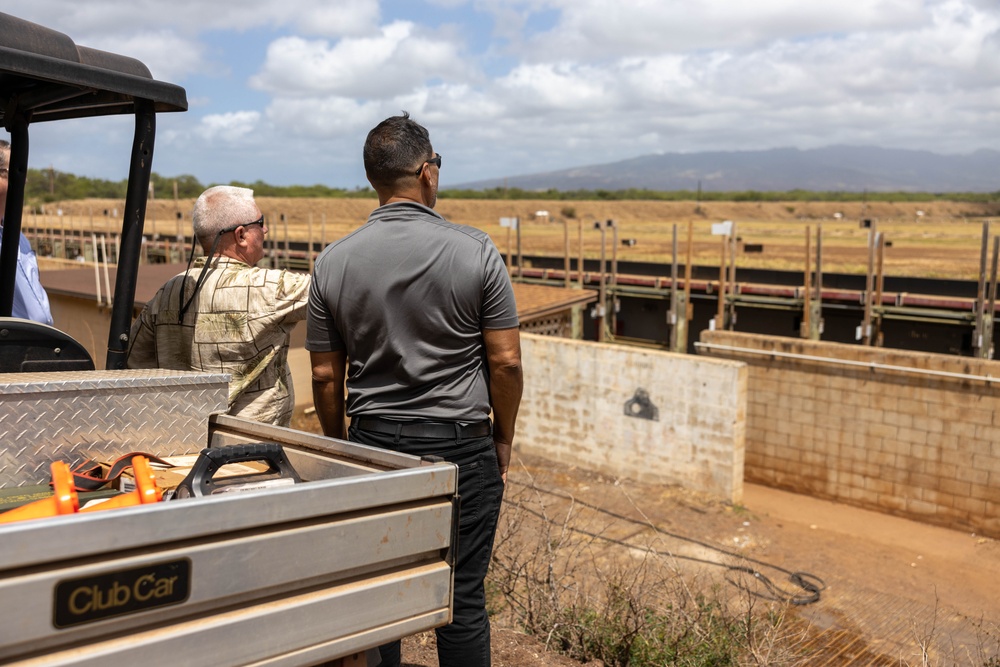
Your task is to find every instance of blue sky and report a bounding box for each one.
[4,0,999,190]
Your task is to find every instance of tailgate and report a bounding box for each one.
[0,373,458,666]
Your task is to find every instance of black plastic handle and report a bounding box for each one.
[173,443,301,499]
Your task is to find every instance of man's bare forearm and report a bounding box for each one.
[483,327,523,483]
[490,364,523,477]
[310,350,347,440]
[312,377,346,439]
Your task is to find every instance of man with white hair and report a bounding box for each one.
[127,185,309,426]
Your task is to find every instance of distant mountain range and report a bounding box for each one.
[454,146,1000,193]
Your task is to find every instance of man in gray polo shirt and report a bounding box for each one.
[306,112,523,667]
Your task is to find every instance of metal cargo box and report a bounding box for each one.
[0,371,458,666]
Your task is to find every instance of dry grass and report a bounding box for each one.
[26,198,999,279]
[491,467,815,666]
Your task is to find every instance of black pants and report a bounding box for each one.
[348,422,504,667]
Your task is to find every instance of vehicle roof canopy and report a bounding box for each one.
[0,11,187,123]
[0,11,188,371]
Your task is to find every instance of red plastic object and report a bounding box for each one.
[79,455,163,512]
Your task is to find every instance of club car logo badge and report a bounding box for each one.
[54,559,190,628]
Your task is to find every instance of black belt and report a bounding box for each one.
[354,416,491,440]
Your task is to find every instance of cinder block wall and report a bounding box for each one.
[517,334,747,502]
[700,330,1000,538]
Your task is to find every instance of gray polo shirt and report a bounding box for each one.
[306,201,519,421]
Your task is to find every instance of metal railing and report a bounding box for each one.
[695,341,1000,385]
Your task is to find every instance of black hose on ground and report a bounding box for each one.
[505,479,826,605]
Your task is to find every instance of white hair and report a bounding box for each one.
[191,185,257,246]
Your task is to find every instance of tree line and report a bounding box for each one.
[23,168,999,204]
[23,168,371,203]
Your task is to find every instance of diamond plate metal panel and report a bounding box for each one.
[0,369,228,487]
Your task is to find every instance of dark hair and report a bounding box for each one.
[363,112,433,189]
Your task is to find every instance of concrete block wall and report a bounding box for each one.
[700,330,1000,537]
[517,333,747,502]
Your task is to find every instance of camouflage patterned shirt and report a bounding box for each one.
[127,257,310,426]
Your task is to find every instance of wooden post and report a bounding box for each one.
[505,223,512,274]
[727,222,737,328]
[684,221,693,315]
[563,218,570,289]
[92,233,101,305]
[610,220,618,337]
[516,216,522,279]
[577,219,584,289]
[100,235,112,306]
[283,214,290,269]
[669,224,680,352]
[874,231,886,346]
[89,207,95,241]
[975,221,991,357]
[268,211,276,267]
[716,234,726,329]
[596,221,607,342]
[308,213,314,273]
[67,214,76,260]
[987,236,999,359]
[149,180,156,238]
[802,226,811,338]
[862,223,877,345]
[815,223,824,336]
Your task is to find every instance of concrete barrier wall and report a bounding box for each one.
[699,330,1000,538]
[517,334,747,502]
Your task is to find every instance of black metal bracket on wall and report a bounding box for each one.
[624,388,659,421]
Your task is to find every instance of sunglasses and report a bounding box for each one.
[415,153,442,177]
[220,215,265,235]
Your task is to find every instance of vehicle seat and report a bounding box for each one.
[0,317,95,373]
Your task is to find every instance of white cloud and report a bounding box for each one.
[496,63,612,111]
[3,1,387,109]
[283,0,381,37]
[482,0,927,60]
[2,1,380,88]
[5,0,1000,186]
[231,0,1000,183]
[264,97,378,138]
[483,1,998,146]
[3,0,380,38]
[91,31,207,82]
[250,21,474,98]
[193,111,262,144]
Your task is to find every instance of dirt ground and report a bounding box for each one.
[288,412,1000,667]
[401,455,1000,666]
[30,197,1000,280]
